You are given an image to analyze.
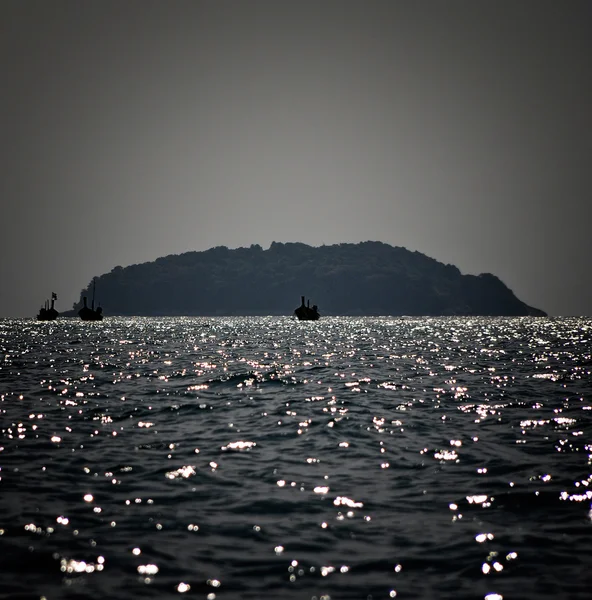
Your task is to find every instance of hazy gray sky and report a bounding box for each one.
[2,0,591,316]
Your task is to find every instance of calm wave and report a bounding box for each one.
[1,316,591,600]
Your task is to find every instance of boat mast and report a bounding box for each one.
[91,278,96,311]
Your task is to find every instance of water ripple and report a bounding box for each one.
[1,316,591,599]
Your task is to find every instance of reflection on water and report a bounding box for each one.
[1,316,591,599]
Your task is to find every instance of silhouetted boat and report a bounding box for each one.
[37,292,59,321]
[294,296,320,321]
[78,278,103,321]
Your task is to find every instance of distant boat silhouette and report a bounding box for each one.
[37,292,59,321]
[294,296,320,321]
[78,278,103,321]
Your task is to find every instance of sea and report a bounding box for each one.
[1,316,591,600]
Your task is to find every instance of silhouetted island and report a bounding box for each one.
[37,292,59,321]
[294,296,320,320]
[63,242,547,317]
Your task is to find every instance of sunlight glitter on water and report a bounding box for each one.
[1,316,591,599]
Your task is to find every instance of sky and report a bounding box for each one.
[1,0,591,317]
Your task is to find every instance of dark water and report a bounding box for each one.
[1,316,591,600]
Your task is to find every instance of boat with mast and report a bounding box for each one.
[294,295,320,321]
[78,278,103,321]
[37,292,59,321]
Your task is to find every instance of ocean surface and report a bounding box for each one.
[1,316,591,600]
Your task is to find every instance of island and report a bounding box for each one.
[63,241,546,317]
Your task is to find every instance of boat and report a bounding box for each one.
[37,292,59,321]
[294,295,320,320]
[78,278,103,321]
